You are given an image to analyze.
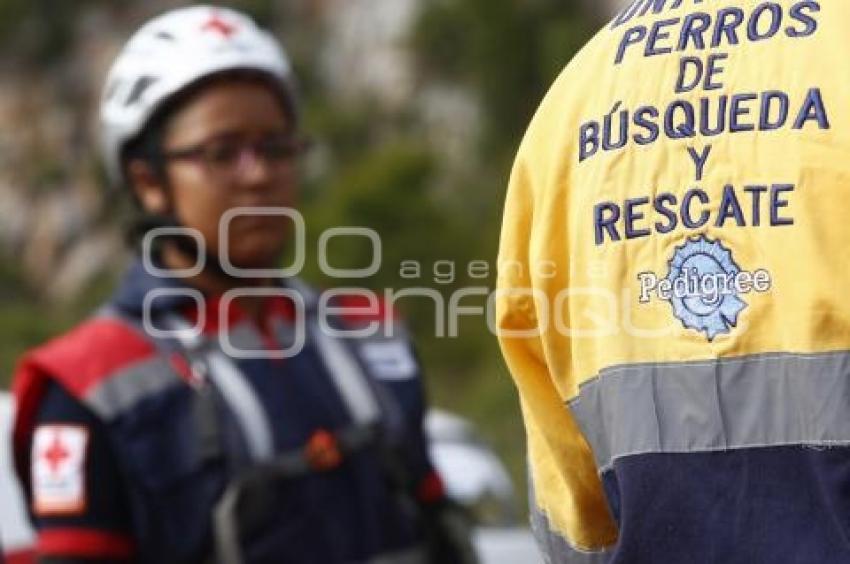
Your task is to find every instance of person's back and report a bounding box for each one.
[497,1,850,562]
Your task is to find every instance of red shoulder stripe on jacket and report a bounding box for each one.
[36,528,135,559]
[12,317,156,496]
[25,317,156,398]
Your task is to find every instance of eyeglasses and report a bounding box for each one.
[159,132,310,183]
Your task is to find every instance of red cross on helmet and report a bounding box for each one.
[201,9,239,38]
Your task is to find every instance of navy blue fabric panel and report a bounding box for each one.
[602,446,850,563]
[236,350,352,452]
[111,258,190,316]
[240,448,421,563]
[232,348,424,559]
[110,381,227,563]
[102,260,426,561]
[18,252,443,563]
[33,382,133,536]
[235,347,423,559]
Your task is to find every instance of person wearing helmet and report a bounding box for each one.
[10,6,476,564]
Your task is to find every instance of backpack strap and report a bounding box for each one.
[159,313,275,462]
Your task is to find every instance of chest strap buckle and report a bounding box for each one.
[305,429,343,471]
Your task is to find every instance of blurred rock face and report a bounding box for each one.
[319,0,420,111]
[0,4,126,302]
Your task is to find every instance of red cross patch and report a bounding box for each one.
[201,10,238,38]
[31,425,88,516]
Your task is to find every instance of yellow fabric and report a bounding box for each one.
[497,0,849,551]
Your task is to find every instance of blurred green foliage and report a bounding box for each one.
[1,0,596,509]
[0,255,115,380]
[414,0,593,160]
[0,0,99,64]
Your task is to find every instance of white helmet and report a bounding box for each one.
[99,5,297,186]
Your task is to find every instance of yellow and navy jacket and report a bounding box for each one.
[497,1,850,562]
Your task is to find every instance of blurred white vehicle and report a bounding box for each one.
[425,410,543,564]
[0,392,36,563]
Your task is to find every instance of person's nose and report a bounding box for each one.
[234,146,274,188]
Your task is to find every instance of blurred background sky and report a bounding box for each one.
[0,0,621,504]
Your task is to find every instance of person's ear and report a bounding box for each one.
[127,160,169,214]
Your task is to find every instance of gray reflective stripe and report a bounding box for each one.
[226,322,267,354]
[212,481,244,564]
[84,357,181,421]
[567,350,850,473]
[286,276,319,308]
[528,478,613,564]
[530,505,613,564]
[270,316,298,349]
[530,507,613,564]
[204,349,275,461]
[165,316,275,462]
[310,319,381,425]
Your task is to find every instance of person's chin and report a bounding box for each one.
[227,243,286,272]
